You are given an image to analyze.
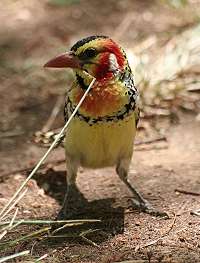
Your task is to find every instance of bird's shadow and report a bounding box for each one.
[33,168,125,245]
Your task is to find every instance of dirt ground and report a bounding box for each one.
[0,1,200,262]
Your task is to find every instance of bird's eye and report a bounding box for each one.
[80,48,97,59]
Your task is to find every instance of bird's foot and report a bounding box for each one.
[56,184,88,220]
[130,198,169,218]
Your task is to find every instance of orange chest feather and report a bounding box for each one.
[72,84,127,117]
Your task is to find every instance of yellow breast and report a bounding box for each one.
[64,112,136,168]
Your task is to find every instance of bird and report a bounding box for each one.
[44,35,166,219]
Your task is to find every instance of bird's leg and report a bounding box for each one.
[116,159,168,217]
[57,156,88,220]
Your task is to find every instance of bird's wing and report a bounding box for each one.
[64,92,70,123]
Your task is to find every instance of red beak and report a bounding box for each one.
[44,52,81,69]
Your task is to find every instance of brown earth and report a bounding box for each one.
[0,1,200,262]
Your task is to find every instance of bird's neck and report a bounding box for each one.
[70,71,133,119]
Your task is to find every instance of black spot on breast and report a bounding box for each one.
[117,115,124,120]
[76,74,88,90]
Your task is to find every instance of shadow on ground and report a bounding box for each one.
[33,168,125,245]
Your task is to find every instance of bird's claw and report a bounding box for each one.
[130,198,169,218]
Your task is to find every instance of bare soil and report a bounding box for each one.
[0,1,200,262]
[1,114,200,263]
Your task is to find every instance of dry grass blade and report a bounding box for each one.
[0,219,100,227]
[80,229,100,247]
[51,222,85,234]
[0,231,7,242]
[0,221,24,241]
[0,227,50,249]
[0,77,96,221]
[0,218,100,253]
[8,208,18,228]
[0,208,19,242]
[35,253,48,262]
[0,250,30,263]
[49,228,100,247]
[0,189,27,221]
[9,220,25,230]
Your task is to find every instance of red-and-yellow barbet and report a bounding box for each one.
[44,35,166,219]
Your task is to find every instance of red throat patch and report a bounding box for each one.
[74,82,124,117]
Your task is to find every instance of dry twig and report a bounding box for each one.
[191,209,200,216]
[0,158,66,179]
[41,95,63,132]
[135,213,177,251]
[135,136,167,145]
[175,189,200,196]
[0,131,24,139]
